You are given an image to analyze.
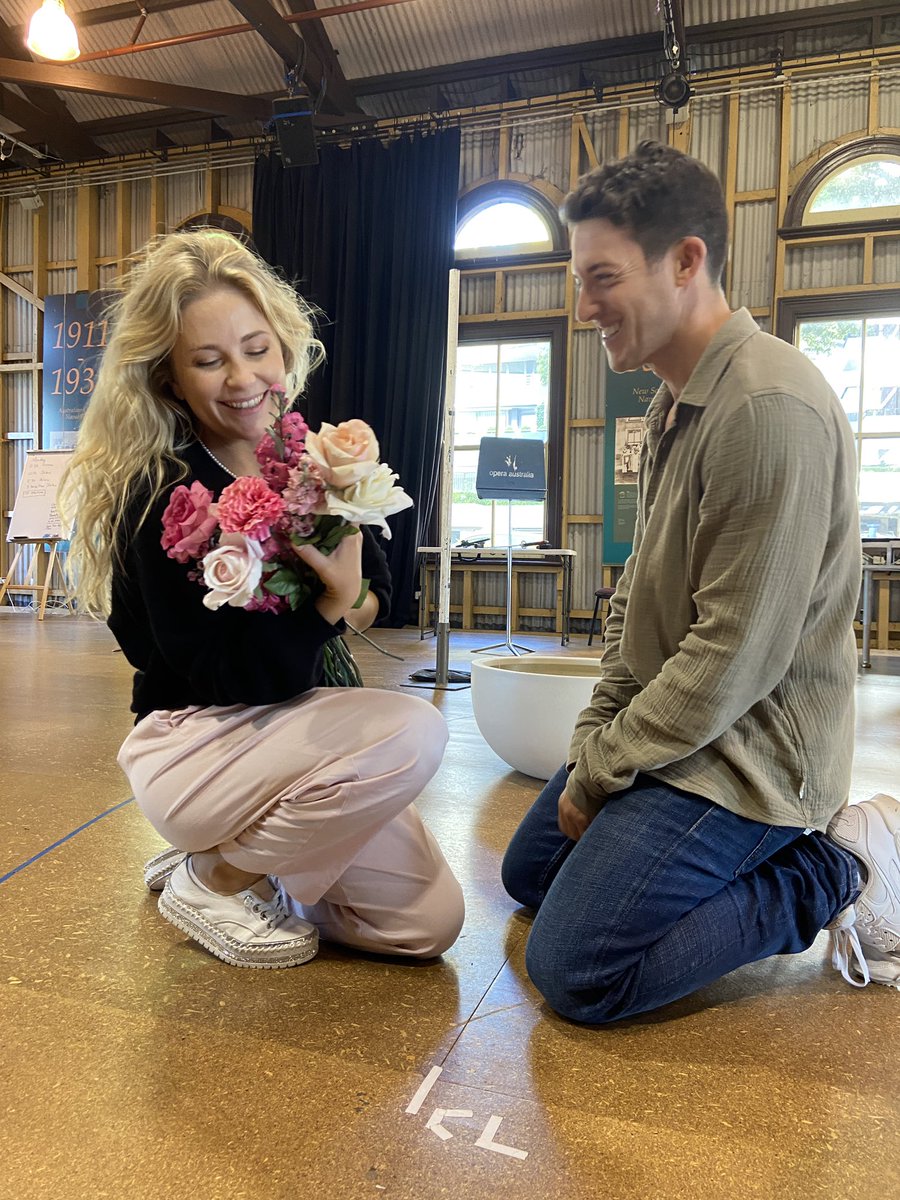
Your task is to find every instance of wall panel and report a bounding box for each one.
[731,201,776,310]
[505,269,565,312]
[568,426,603,517]
[570,328,605,421]
[784,241,864,290]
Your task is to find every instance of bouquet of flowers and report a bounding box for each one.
[160,386,412,686]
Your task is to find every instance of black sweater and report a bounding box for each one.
[108,442,392,721]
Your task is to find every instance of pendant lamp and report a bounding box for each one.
[26,0,80,62]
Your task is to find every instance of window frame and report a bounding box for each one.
[781,136,900,239]
[435,316,567,548]
[454,181,568,268]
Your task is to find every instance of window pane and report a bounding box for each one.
[796,319,863,424]
[451,448,493,544]
[456,343,498,443]
[810,157,900,214]
[456,202,551,252]
[859,437,900,538]
[861,317,900,435]
[498,340,550,439]
[450,336,550,547]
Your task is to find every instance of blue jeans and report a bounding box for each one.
[501,767,859,1024]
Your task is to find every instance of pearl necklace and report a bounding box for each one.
[197,439,237,479]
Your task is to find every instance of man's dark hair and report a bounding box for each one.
[562,141,728,284]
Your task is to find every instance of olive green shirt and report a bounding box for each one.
[567,308,860,831]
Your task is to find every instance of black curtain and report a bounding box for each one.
[252,129,461,626]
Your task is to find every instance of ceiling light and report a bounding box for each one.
[26,0,80,62]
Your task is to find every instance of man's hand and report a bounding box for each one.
[558,789,591,842]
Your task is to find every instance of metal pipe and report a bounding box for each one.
[76,0,416,64]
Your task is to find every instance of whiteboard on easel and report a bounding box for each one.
[7,449,73,542]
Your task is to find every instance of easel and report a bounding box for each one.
[0,538,73,619]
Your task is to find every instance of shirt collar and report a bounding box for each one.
[646,307,759,426]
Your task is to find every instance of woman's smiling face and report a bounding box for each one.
[168,284,286,454]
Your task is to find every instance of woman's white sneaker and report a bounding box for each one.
[158,857,318,968]
[143,845,186,891]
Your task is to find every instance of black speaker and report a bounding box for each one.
[272,95,319,167]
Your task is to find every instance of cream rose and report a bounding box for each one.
[305,419,380,488]
[201,533,265,610]
[323,463,413,539]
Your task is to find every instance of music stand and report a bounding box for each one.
[471,436,547,657]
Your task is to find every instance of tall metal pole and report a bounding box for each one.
[434,269,460,687]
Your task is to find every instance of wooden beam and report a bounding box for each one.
[0,270,44,311]
[227,0,360,115]
[0,86,102,162]
[0,17,104,161]
[0,58,271,122]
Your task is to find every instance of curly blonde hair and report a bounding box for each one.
[59,229,324,616]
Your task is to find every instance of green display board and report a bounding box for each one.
[602,365,660,565]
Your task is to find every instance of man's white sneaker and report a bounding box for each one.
[144,845,186,892]
[158,858,318,969]
[826,793,900,990]
[828,793,900,954]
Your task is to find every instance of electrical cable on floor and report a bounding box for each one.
[345,621,406,661]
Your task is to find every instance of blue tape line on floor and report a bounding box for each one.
[0,797,134,886]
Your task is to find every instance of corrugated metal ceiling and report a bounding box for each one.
[0,0,892,163]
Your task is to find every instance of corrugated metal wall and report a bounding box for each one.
[873,238,900,286]
[504,269,565,313]
[570,330,605,421]
[737,89,779,192]
[784,241,865,291]
[507,115,571,195]
[790,75,869,168]
[568,428,604,518]
[731,201,776,310]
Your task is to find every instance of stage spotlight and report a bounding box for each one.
[655,71,692,112]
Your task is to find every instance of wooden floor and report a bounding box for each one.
[2,611,899,1200]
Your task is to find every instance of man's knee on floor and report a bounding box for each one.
[524,928,617,1025]
[500,848,540,911]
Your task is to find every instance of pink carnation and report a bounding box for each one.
[217,476,285,541]
[161,481,218,564]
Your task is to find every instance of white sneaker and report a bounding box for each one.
[158,858,318,969]
[144,846,186,892]
[827,793,900,989]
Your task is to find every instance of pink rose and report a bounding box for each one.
[305,419,380,488]
[161,482,218,564]
[216,476,285,541]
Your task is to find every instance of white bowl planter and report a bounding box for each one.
[470,654,603,780]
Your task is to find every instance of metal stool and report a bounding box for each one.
[587,586,616,646]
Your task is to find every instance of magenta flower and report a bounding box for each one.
[216,476,285,541]
[161,481,218,563]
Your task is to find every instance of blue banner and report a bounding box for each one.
[42,291,112,449]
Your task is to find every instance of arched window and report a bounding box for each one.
[805,155,900,226]
[455,182,565,260]
[784,136,900,230]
